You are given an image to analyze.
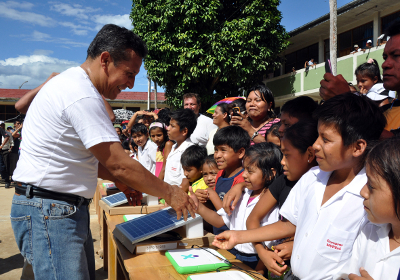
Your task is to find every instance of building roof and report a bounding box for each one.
[0,88,165,102]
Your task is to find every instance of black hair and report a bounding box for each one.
[183,93,201,104]
[115,126,122,134]
[87,24,148,65]
[355,59,383,83]
[203,154,218,169]
[157,108,171,126]
[246,84,276,117]
[313,93,386,147]
[283,120,318,154]
[213,126,250,152]
[181,145,208,169]
[131,123,148,135]
[169,109,197,137]
[385,18,400,37]
[244,142,283,188]
[281,96,318,120]
[229,99,247,114]
[149,122,169,151]
[216,102,231,123]
[366,138,400,220]
[265,121,281,139]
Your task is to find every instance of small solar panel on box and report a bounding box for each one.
[101,192,127,207]
[113,206,202,253]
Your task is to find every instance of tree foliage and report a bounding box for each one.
[131,0,289,108]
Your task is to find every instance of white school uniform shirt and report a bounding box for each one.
[164,138,193,186]
[217,188,280,254]
[138,139,157,174]
[190,114,217,147]
[334,222,400,280]
[280,166,368,280]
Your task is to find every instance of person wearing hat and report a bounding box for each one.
[350,44,362,54]
[363,40,373,52]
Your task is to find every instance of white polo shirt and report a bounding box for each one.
[334,222,400,280]
[190,114,217,147]
[280,166,368,280]
[217,188,280,254]
[138,139,157,175]
[164,138,193,186]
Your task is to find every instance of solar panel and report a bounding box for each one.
[113,206,202,253]
[102,192,150,207]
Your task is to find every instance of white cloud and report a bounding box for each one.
[22,30,89,48]
[92,14,132,30]
[50,3,100,20]
[32,49,54,56]
[59,21,94,36]
[4,1,34,9]
[0,54,80,89]
[0,1,55,26]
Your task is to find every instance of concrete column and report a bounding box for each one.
[280,63,285,76]
[147,78,151,110]
[318,37,324,64]
[154,82,158,109]
[373,11,380,47]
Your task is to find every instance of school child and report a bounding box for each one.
[355,58,394,107]
[334,138,400,280]
[194,155,219,204]
[164,109,197,191]
[131,123,157,174]
[278,96,318,138]
[180,145,208,194]
[190,142,282,270]
[265,121,281,148]
[149,122,174,180]
[247,121,318,277]
[212,93,387,280]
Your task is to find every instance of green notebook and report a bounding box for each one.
[166,248,231,274]
[187,271,254,279]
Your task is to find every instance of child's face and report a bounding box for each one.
[167,118,185,142]
[183,166,202,183]
[131,132,148,148]
[361,164,397,224]
[214,144,244,171]
[278,112,299,138]
[281,137,311,181]
[266,132,281,148]
[150,127,165,147]
[242,157,264,191]
[356,74,378,93]
[313,122,354,172]
[202,163,218,188]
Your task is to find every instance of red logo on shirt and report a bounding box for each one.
[326,239,342,251]
[171,167,177,171]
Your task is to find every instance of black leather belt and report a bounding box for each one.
[15,183,91,207]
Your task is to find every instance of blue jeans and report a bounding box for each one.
[10,193,95,280]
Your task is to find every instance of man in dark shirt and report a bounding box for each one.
[0,121,10,188]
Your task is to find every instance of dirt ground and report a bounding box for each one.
[0,183,108,280]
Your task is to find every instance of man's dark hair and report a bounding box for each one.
[181,145,208,169]
[281,96,318,120]
[157,108,171,126]
[131,123,148,135]
[169,109,197,137]
[283,120,318,154]
[183,93,201,105]
[385,18,400,37]
[313,93,386,147]
[213,126,250,152]
[87,24,148,65]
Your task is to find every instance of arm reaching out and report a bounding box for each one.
[222,182,246,215]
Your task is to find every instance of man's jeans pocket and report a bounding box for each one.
[10,215,33,262]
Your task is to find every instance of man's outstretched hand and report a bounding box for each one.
[115,180,143,206]
[320,73,350,101]
[165,185,198,221]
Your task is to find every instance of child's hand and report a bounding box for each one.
[274,240,294,261]
[222,183,245,215]
[188,186,200,209]
[349,267,374,280]
[258,249,287,276]
[195,189,209,203]
[212,230,238,250]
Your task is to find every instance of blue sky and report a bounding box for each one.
[0,0,352,92]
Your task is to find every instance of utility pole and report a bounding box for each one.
[329,0,337,75]
[147,77,151,110]
[154,82,158,109]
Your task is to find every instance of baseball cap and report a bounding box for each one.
[0,121,4,125]
[367,40,372,43]
[354,45,359,48]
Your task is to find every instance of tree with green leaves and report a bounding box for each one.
[131,0,289,108]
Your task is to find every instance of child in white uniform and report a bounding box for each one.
[212,93,387,280]
[334,138,400,280]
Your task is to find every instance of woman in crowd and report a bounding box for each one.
[206,102,231,154]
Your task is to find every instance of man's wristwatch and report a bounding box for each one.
[251,131,259,141]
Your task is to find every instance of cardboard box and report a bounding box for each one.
[99,200,161,215]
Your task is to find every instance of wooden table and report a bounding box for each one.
[102,212,267,280]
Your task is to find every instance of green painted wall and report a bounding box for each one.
[356,49,384,74]
[266,73,301,97]
[337,57,354,81]
[304,67,325,91]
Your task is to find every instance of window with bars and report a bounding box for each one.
[285,43,319,73]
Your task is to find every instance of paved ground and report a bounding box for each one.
[0,183,108,280]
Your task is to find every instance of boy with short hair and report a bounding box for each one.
[164,109,197,191]
[131,123,157,174]
[212,93,387,280]
[278,96,318,138]
[181,145,208,194]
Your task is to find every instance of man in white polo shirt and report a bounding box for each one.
[183,93,217,147]
[11,24,196,280]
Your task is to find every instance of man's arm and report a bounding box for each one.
[90,141,197,220]
[102,96,116,123]
[15,72,59,114]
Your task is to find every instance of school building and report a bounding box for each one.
[264,0,400,108]
[0,88,167,122]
